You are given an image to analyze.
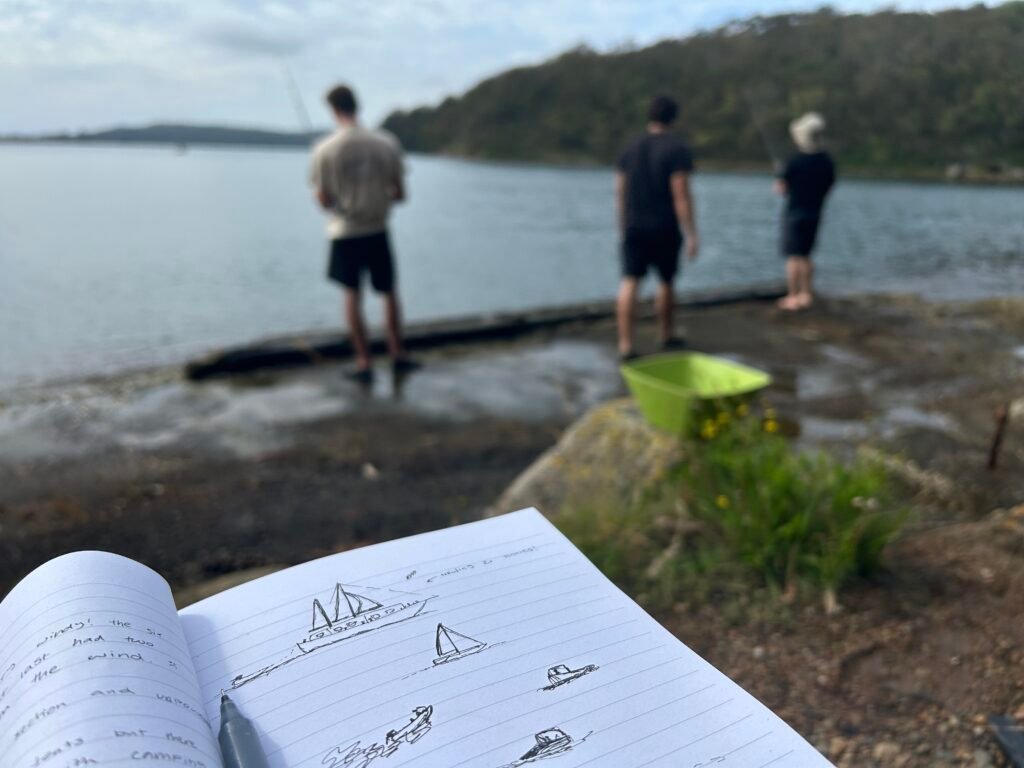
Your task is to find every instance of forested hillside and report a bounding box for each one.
[383,4,1024,174]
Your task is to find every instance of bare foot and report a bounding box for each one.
[777,295,802,311]
[795,292,814,309]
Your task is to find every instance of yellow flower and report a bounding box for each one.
[764,419,779,433]
[715,494,730,509]
[700,420,718,440]
[716,410,731,426]
[736,403,749,417]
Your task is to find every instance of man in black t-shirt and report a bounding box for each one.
[615,95,700,360]
[774,112,836,310]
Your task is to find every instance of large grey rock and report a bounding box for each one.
[490,398,684,518]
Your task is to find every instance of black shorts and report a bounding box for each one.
[621,228,682,283]
[782,213,821,258]
[328,231,395,292]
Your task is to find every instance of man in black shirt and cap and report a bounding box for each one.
[615,95,700,360]
[775,112,836,310]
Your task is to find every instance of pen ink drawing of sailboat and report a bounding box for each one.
[541,662,599,691]
[433,623,487,666]
[300,583,431,654]
[228,582,431,690]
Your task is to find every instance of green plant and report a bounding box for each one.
[557,407,906,614]
[681,414,904,610]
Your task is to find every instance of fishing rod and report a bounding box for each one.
[282,63,314,135]
[742,87,783,173]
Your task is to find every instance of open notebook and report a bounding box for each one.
[0,508,833,768]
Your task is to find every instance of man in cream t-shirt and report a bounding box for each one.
[310,83,418,383]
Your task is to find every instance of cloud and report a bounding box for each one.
[198,16,310,58]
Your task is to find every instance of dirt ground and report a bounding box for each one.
[2,293,1023,766]
[676,507,1024,768]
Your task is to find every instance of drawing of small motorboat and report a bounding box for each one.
[229,659,288,690]
[432,623,486,665]
[518,729,574,761]
[499,727,592,767]
[544,663,598,689]
[297,583,430,654]
[383,705,433,753]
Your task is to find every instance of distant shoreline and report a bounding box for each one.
[0,123,325,151]
[0,137,316,153]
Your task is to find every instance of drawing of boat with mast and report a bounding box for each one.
[432,623,487,665]
[228,582,432,691]
[298,583,431,655]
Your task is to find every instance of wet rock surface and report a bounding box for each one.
[0,334,621,593]
[3,293,1023,594]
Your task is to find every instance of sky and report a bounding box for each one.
[0,0,983,134]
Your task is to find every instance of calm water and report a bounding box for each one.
[1,144,1022,390]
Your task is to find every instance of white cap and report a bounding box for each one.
[790,112,826,153]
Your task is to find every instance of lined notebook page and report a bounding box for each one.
[0,551,221,768]
[181,509,832,768]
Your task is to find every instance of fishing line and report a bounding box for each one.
[742,87,783,173]
[282,63,314,135]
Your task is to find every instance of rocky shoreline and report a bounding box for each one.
[3,291,1024,766]
[4,291,1023,593]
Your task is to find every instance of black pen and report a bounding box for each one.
[219,693,271,768]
